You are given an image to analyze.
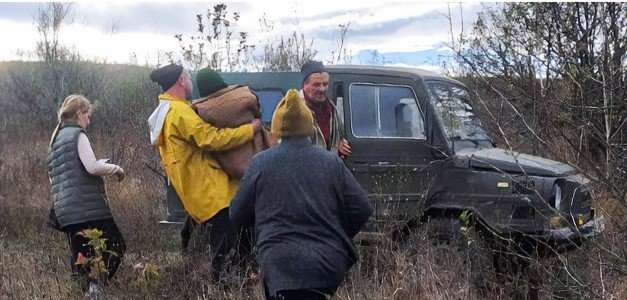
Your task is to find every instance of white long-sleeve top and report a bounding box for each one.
[77,133,123,176]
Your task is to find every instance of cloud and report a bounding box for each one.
[1,2,257,36]
[72,2,227,35]
[268,2,480,60]
[0,3,40,22]
[0,19,40,61]
[0,1,482,68]
[60,23,179,64]
[0,2,261,63]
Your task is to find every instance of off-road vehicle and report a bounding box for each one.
[160,65,605,255]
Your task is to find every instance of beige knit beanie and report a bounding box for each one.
[271,89,314,138]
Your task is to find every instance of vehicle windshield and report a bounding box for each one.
[426,81,492,148]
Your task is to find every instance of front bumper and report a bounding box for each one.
[549,216,605,241]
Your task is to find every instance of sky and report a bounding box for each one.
[0,1,482,71]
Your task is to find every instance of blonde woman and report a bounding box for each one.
[46,94,126,286]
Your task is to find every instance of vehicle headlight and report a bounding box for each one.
[552,183,562,211]
[576,214,586,226]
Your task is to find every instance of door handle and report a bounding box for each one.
[369,162,391,173]
[350,163,369,173]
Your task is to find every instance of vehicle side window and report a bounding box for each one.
[349,84,425,139]
[254,90,284,124]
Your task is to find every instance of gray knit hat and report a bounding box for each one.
[300,60,326,86]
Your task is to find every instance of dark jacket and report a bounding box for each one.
[230,137,372,295]
[47,126,112,228]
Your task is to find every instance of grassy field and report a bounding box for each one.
[0,61,625,299]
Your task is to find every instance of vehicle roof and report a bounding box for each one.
[327,65,466,87]
[194,65,467,94]
[220,71,300,91]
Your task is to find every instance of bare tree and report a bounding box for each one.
[174,4,254,71]
[450,2,627,206]
[257,31,317,71]
[332,21,352,64]
[34,2,73,63]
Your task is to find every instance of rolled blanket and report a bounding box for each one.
[192,85,277,179]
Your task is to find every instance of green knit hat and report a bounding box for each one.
[196,67,228,97]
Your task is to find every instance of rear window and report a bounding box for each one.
[255,90,284,124]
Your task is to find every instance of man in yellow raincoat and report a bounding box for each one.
[148,64,262,280]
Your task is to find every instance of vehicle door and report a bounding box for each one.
[331,73,435,226]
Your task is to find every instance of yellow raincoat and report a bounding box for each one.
[150,93,254,223]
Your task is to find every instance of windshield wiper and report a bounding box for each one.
[450,136,493,149]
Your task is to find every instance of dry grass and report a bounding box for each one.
[1,132,624,299]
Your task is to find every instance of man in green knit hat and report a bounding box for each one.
[193,67,276,179]
[195,67,229,98]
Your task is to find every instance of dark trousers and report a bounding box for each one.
[208,208,253,280]
[264,281,337,300]
[181,215,196,252]
[65,218,126,281]
[183,208,252,280]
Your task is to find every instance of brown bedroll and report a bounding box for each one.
[192,85,277,179]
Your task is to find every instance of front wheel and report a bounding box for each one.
[426,216,496,293]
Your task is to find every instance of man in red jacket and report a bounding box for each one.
[299,60,352,157]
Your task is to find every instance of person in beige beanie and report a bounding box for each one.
[231,89,372,300]
[270,89,315,138]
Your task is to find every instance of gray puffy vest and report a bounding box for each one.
[47,126,112,228]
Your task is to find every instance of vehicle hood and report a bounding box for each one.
[456,148,577,177]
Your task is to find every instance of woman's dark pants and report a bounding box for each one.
[65,218,126,282]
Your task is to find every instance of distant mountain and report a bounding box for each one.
[354,43,454,71]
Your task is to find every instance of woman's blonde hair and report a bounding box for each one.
[57,94,92,123]
[49,94,92,148]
